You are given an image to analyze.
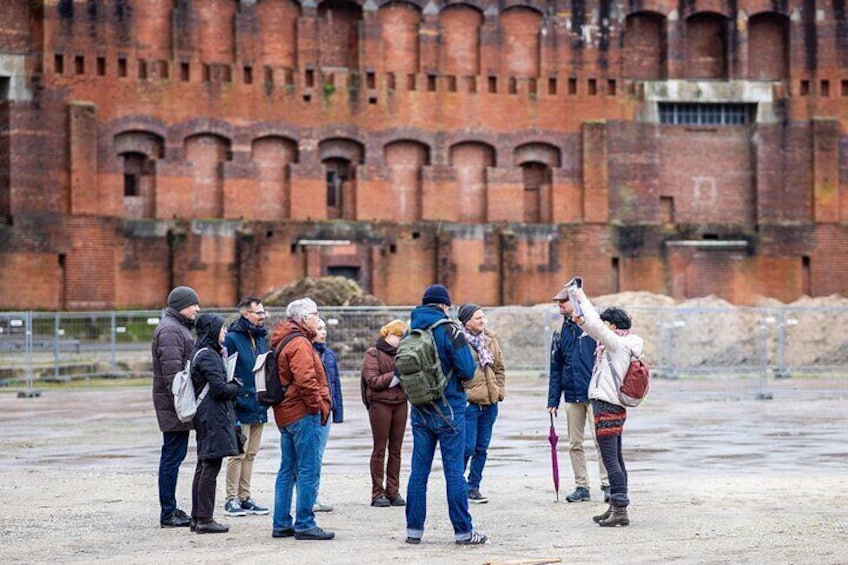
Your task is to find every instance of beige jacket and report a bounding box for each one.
[577,295,644,407]
[463,328,506,405]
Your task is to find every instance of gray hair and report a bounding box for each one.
[285,297,318,324]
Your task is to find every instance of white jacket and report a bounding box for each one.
[577,295,644,407]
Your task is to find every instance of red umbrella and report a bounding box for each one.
[548,413,560,502]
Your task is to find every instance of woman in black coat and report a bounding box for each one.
[190,313,241,534]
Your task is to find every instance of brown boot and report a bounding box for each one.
[593,505,613,524]
[598,505,629,527]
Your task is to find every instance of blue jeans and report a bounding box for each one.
[158,430,190,521]
[316,420,331,496]
[406,404,474,541]
[273,414,323,532]
[463,402,499,491]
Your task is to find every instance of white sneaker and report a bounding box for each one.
[312,499,333,512]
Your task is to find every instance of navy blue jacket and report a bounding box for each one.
[548,317,597,406]
[224,315,269,425]
[409,304,477,412]
[314,342,344,423]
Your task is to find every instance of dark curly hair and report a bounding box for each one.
[600,307,632,330]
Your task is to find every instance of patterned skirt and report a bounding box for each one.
[592,399,627,438]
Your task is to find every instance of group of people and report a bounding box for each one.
[150,276,641,544]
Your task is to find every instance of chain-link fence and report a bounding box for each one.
[2,305,846,396]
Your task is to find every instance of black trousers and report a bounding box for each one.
[191,457,223,521]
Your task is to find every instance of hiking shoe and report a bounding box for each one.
[224,498,246,517]
[566,487,590,502]
[272,527,295,538]
[160,513,191,528]
[405,536,421,545]
[313,500,334,512]
[467,490,489,504]
[240,498,270,515]
[389,496,406,507]
[456,532,488,545]
[195,520,229,534]
[371,496,391,507]
[601,485,610,503]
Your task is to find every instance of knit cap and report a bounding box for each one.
[457,303,481,324]
[167,286,200,311]
[421,284,451,306]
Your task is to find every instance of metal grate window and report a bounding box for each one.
[659,103,753,125]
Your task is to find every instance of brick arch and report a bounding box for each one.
[103,116,168,142]
[378,2,422,74]
[376,0,427,11]
[384,139,431,221]
[748,12,789,80]
[441,0,490,13]
[113,130,165,159]
[251,135,299,219]
[171,118,236,146]
[183,133,232,218]
[685,12,730,79]
[514,142,558,224]
[440,4,483,76]
[513,142,560,168]
[449,141,496,223]
[679,1,734,19]
[319,137,365,164]
[257,0,302,69]
[500,1,544,17]
[623,11,667,80]
[500,6,542,77]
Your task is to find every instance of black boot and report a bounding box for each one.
[593,505,613,524]
[598,505,629,527]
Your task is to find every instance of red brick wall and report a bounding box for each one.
[500,8,541,77]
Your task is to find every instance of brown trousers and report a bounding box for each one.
[368,400,408,501]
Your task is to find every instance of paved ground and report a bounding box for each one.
[1,374,846,564]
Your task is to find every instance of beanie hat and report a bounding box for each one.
[380,319,407,338]
[421,284,451,306]
[168,286,200,311]
[457,303,481,325]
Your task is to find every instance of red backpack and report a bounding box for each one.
[607,351,650,407]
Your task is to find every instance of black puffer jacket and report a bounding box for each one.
[151,308,195,432]
[191,313,240,461]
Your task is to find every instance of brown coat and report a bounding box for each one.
[270,320,331,428]
[361,340,407,405]
[463,328,506,406]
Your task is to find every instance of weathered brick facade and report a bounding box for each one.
[0,0,847,309]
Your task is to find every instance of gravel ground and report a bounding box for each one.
[1,374,846,564]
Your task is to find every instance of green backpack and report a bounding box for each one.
[395,318,454,406]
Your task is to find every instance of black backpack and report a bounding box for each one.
[257,331,306,407]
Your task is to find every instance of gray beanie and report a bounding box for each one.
[167,286,200,311]
[458,303,481,325]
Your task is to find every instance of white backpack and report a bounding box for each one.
[172,348,210,423]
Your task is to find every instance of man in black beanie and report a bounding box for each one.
[151,286,200,527]
[405,285,488,546]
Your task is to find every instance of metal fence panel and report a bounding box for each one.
[2,305,846,391]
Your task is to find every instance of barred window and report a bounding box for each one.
[659,103,753,125]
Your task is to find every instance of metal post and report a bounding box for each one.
[110,311,117,374]
[54,312,60,380]
[756,315,773,400]
[773,308,791,379]
[17,311,41,398]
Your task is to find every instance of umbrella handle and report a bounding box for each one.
[549,412,554,427]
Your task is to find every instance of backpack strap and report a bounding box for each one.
[192,347,211,401]
[275,331,308,387]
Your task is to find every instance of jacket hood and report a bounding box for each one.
[195,313,225,352]
[270,320,314,347]
[410,304,448,330]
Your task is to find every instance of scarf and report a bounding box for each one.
[376,337,398,357]
[462,327,495,369]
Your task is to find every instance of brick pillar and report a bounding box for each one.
[813,118,839,222]
[581,121,609,223]
[69,101,100,215]
[499,228,517,305]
